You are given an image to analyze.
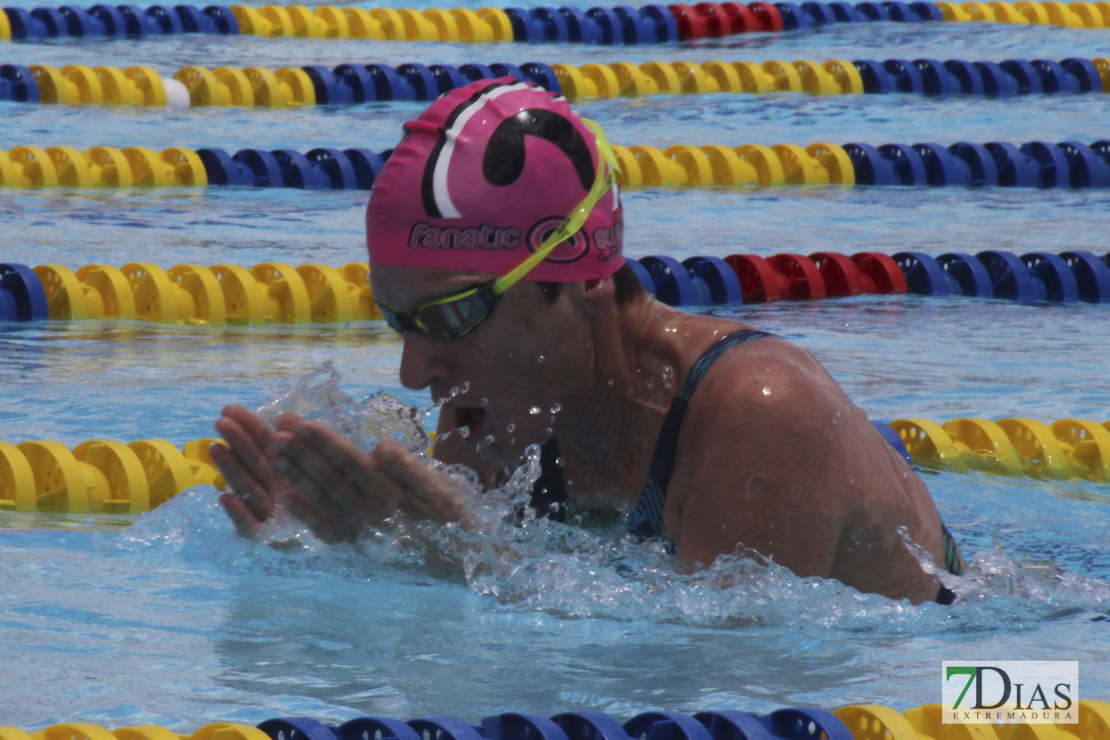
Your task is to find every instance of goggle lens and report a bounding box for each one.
[377,284,499,340]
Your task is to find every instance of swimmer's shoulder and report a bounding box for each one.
[682,327,847,428]
[663,330,867,576]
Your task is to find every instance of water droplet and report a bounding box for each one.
[506,423,516,433]
[607,378,615,386]
[550,402,561,414]
[479,397,489,408]
[458,427,471,438]
[529,406,542,415]
[460,381,471,393]
[537,355,546,364]
[761,386,772,396]
[662,365,675,389]
[555,456,565,467]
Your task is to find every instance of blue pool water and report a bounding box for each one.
[2,4,1110,731]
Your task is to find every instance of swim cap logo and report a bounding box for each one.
[526,218,588,263]
[592,221,623,260]
[420,81,596,221]
[409,223,522,251]
[482,109,594,193]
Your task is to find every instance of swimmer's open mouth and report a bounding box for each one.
[454,406,486,436]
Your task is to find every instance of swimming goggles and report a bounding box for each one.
[375,119,618,340]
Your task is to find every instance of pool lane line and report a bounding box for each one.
[1,1,1108,45]
[3,418,1110,512]
[2,58,1107,107]
[0,708,1099,740]
[3,250,1109,330]
[0,437,222,513]
[1,140,1109,191]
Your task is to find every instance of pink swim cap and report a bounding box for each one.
[366,78,624,283]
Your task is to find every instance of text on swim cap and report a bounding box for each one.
[592,221,623,257]
[409,223,522,250]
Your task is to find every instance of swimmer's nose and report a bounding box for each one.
[398,331,450,391]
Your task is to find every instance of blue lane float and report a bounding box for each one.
[683,256,745,304]
[1,2,237,38]
[0,263,50,321]
[193,146,391,189]
[239,710,865,740]
[1064,251,1110,303]
[0,63,38,101]
[937,253,993,298]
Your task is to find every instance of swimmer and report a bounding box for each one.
[212,78,965,605]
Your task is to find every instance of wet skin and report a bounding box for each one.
[214,264,965,604]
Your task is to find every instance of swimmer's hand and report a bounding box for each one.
[212,404,471,543]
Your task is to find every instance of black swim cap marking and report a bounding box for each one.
[420,83,595,221]
[421,81,515,220]
[482,109,595,192]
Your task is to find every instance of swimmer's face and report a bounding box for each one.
[371,264,594,465]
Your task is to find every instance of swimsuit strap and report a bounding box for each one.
[935,520,965,604]
[941,521,963,577]
[629,328,773,539]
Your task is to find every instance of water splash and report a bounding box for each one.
[902,525,1110,614]
[119,484,1110,633]
[661,365,675,389]
[116,364,1110,633]
[255,361,430,453]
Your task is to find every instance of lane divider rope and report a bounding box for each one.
[2,58,1106,108]
[3,250,1109,327]
[2,1,1109,46]
[0,705,1105,740]
[0,436,223,512]
[4,416,1110,511]
[0,262,383,324]
[0,139,1108,190]
[626,250,1110,306]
